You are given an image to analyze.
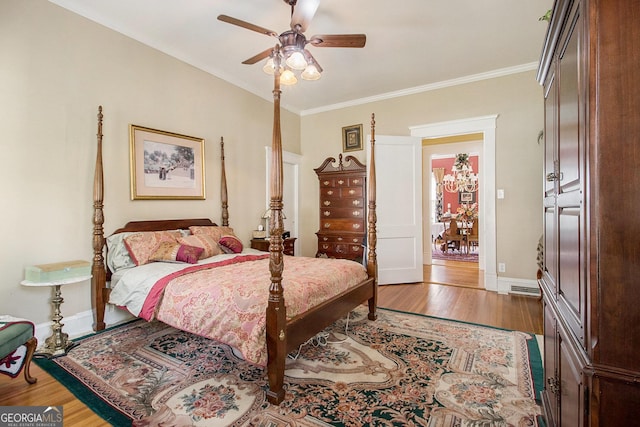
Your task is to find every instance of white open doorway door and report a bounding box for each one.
[368,135,423,285]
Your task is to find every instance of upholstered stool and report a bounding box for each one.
[0,318,37,384]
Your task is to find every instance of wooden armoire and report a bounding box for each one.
[537,0,640,426]
[314,154,366,262]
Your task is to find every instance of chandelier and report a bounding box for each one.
[443,153,479,193]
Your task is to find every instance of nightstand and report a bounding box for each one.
[251,237,296,256]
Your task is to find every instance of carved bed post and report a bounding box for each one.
[92,106,106,331]
[367,113,378,320]
[220,137,229,227]
[266,47,287,405]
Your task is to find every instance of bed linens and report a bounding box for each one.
[109,251,368,366]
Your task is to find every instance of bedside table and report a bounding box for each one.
[251,237,296,256]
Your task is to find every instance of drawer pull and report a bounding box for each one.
[327,190,334,196]
[324,223,331,228]
[337,237,343,241]
[353,179,360,184]
[323,180,330,186]
[322,237,328,241]
[352,200,361,206]
[348,190,356,195]
[353,211,361,216]
[323,200,331,206]
[338,179,344,185]
[322,244,329,249]
[352,238,359,243]
[323,211,331,216]
[352,224,361,229]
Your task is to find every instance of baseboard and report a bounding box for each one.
[34,306,134,347]
[497,276,540,296]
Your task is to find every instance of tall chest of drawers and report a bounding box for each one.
[314,154,366,262]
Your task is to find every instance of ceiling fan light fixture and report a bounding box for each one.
[280,69,298,85]
[301,64,321,81]
[285,50,307,70]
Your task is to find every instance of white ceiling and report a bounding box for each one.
[49,0,552,114]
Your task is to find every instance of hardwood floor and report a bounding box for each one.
[0,262,543,426]
[378,264,542,335]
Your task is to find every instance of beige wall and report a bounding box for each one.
[299,71,545,281]
[0,1,300,324]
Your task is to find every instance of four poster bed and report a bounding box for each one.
[90,106,379,404]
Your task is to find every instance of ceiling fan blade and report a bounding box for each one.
[242,47,274,65]
[290,0,320,33]
[217,15,278,38]
[309,34,366,48]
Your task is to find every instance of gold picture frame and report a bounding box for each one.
[129,125,205,200]
[342,124,363,152]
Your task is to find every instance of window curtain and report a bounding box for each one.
[433,168,445,221]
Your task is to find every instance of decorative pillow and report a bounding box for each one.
[188,226,236,242]
[218,235,243,254]
[177,234,223,259]
[149,242,203,264]
[106,232,136,272]
[124,230,182,266]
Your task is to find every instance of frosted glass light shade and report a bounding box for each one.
[301,64,321,81]
[285,51,307,70]
[263,58,275,75]
[280,69,298,85]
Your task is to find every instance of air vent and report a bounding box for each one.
[510,285,540,296]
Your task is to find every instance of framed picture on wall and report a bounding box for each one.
[129,124,205,200]
[459,191,476,203]
[342,124,363,152]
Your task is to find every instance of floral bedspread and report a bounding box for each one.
[134,255,368,366]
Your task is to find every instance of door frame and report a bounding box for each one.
[410,115,498,291]
[265,147,302,255]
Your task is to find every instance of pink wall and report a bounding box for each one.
[432,155,479,215]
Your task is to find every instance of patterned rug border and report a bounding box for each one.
[431,251,479,263]
[35,308,544,426]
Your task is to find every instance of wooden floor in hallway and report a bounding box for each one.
[377,260,543,335]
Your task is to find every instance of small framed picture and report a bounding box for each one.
[459,192,476,203]
[342,124,363,152]
[129,125,205,200]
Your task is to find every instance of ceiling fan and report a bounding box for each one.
[217,0,366,83]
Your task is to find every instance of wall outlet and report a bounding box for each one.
[498,262,506,273]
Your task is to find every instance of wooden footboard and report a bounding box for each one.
[90,104,377,406]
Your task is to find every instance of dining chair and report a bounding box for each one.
[467,221,479,252]
[444,220,465,253]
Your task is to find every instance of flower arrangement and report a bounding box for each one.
[453,153,471,170]
[457,203,478,222]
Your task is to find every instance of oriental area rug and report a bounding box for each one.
[35,307,542,426]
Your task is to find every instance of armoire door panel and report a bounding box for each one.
[558,326,584,427]
[544,70,558,196]
[543,206,557,295]
[543,300,559,426]
[557,7,581,194]
[557,207,584,346]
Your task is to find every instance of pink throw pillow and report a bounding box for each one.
[149,242,203,264]
[178,234,223,259]
[218,235,243,254]
[124,230,182,266]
